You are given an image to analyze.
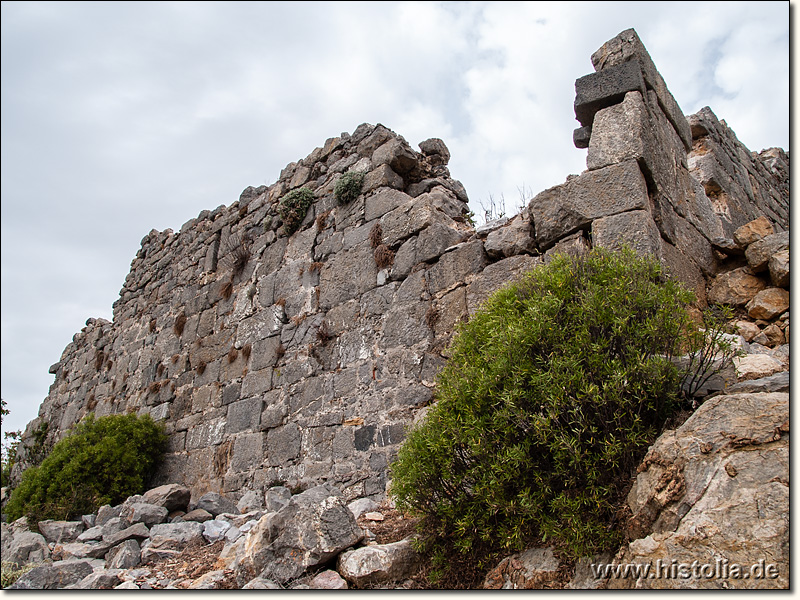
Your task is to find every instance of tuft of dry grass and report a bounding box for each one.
[95,350,106,371]
[275,343,286,361]
[425,306,440,330]
[227,346,239,363]
[196,361,207,375]
[241,344,252,361]
[374,244,395,269]
[221,279,234,301]
[149,318,157,333]
[369,222,383,249]
[315,209,332,232]
[156,363,166,377]
[174,313,187,336]
[308,261,324,273]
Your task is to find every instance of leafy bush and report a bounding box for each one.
[4,413,167,522]
[334,171,365,205]
[278,187,315,235]
[390,248,704,566]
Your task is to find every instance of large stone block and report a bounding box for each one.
[426,240,488,295]
[591,209,662,260]
[590,28,692,151]
[574,60,645,127]
[528,160,649,250]
[267,423,301,467]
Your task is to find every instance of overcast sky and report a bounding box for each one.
[0,1,790,436]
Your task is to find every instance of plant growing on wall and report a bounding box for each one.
[334,171,365,205]
[390,247,733,578]
[278,187,315,235]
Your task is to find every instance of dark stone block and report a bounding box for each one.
[573,125,592,149]
[574,60,645,127]
[354,425,376,451]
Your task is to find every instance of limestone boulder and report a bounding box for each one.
[196,491,239,516]
[707,267,767,306]
[106,539,141,569]
[52,540,111,560]
[528,160,649,250]
[484,213,537,258]
[1,524,50,565]
[8,559,95,590]
[143,484,192,513]
[483,547,561,589]
[67,569,124,590]
[733,216,774,247]
[733,354,785,381]
[37,520,84,544]
[147,521,205,551]
[768,249,789,288]
[611,391,789,589]
[337,538,419,585]
[120,502,169,527]
[310,569,349,589]
[102,522,150,546]
[745,231,789,273]
[746,288,790,320]
[238,484,363,584]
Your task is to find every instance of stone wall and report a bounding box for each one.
[12,29,789,506]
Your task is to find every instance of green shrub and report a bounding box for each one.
[278,187,315,235]
[4,413,167,523]
[390,248,702,566]
[334,171,365,205]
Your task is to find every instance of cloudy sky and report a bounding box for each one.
[0,1,790,435]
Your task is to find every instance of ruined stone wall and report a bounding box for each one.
[14,124,544,503]
[13,29,788,506]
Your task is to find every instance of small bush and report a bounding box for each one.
[390,248,707,567]
[369,222,383,249]
[334,171,365,205]
[4,413,167,523]
[278,187,315,235]
[374,244,395,269]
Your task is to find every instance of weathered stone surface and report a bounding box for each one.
[590,28,692,151]
[203,518,232,543]
[265,486,292,512]
[8,559,95,590]
[574,60,645,127]
[528,160,648,249]
[237,490,264,513]
[726,371,789,395]
[196,491,239,517]
[338,538,418,585]
[242,577,283,589]
[52,540,111,560]
[591,209,662,259]
[347,497,380,519]
[746,287,790,320]
[95,504,122,527]
[707,267,767,306]
[37,520,84,544]
[106,539,141,569]
[418,138,450,164]
[239,484,362,584]
[310,569,349,589]
[181,508,213,522]
[69,569,124,590]
[733,354,785,381]
[733,216,774,247]
[1,525,51,565]
[120,502,169,527]
[768,249,789,288]
[483,547,561,589]
[612,391,788,589]
[148,521,205,550]
[143,483,192,512]
[745,231,789,273]
[103,522,150,546]
[484,213,536,258]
